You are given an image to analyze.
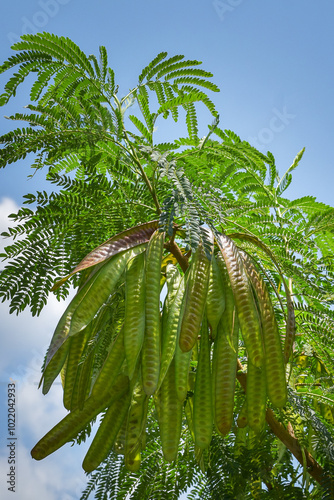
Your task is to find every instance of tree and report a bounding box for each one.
[0,33,334,499]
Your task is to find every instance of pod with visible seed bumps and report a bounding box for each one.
[246,360,266,434]
[155,359,183,462]
[158,272,185,392]
[70,245,146,336]
[72,346,95,410]
[123,252,146,379]
[193,317,213,449]
[217,234,263,367]
[213,314,239,436]
[142,230,165,395]
[179,238,212,353]
[174,340,192,402]
[241,251,287,408]
[82,389,132,472]
[212,254,239,436]
[124,380,148,471]
[89,328,125,399]
[31,374,129,461]
[206,254,225,339]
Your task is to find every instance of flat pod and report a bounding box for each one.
[179,240,212,353]
[142,230,165,395]
[193,318,213,449]
[123,252,146,379]
[241,251,287,408]
[246,360,266,434]
[217,234,263,367]
[156,359,183,462]
[206,254,225,338]
[70,245,146,336]
[31,374,129,461]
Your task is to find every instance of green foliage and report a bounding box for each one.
[1,34,334,499]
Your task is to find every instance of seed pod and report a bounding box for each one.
[174,340,192,402]
[284,290,296,364]
[63,325,93,410]
[72,346,95,410]
[237,399,248,428]
[83,389,132,472]
[114,417,127,455]
[31,374,129,461]
[213,314,239,436]
[246,360,266,434]
[206,254,225,339]
[158,272,185,392]
[89,328,125,399]
[161,264,182,334]
[124,380,149,471]
[70,245,145,336]
[155,360,183,462]
[123,252,146,379]
[41,339,70,395]
[193,317,213,449]
[179,239,212,353]
[241,251,287,408]
[217,234,263,367]
[142,230,165,395]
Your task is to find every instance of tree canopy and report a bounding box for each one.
[0,33,334,499]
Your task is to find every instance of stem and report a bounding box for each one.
[236,360,332,491]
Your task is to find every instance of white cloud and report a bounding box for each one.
[0,358,96,500]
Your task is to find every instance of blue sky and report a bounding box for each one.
[0,1,333,498]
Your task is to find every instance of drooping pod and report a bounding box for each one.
[41,339,70,395]
[142,230,165,395]
[206,254,225,339]
[123,252,146,379]
[63,325,93,410]
[155,359,183,462]
[284,286,296,364]
[179,236,213,353]
[158,271,185,392]
[212,315,239,436]
[193,317,213,449]
[31,374,129,461]
[212,255,239,436]
[69,245,146,336]
[82,388,132,472]
[124,379,149,471]
[71,345,95,410]
[217,234,263,367]
[89,328,125,399]
[246,360,267,434]
[241,251,287,408]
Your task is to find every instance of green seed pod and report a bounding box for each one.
[246,360,266,434]
[284,293,296,364]
[41,339,70,395]
[158,273,185,392]
[123,252,146,379]
[206,254,225,339]
[217,234,263,367]
[142,230,165,395]
[213,313,239,436]
[89,328,125,399]
[174,341,192,402]
[82,389,132,472]
[63,325,93,410]
[241,251,287,408]
[72,346,95,411]
[114,417,127,455]
[179,240,212,353]
[193,317,213,449]
[124,380,149,471]
[31,374,129,461]
[155,359,183,462]
[70,245,145,336]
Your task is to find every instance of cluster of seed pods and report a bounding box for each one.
[31,222,290,471]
